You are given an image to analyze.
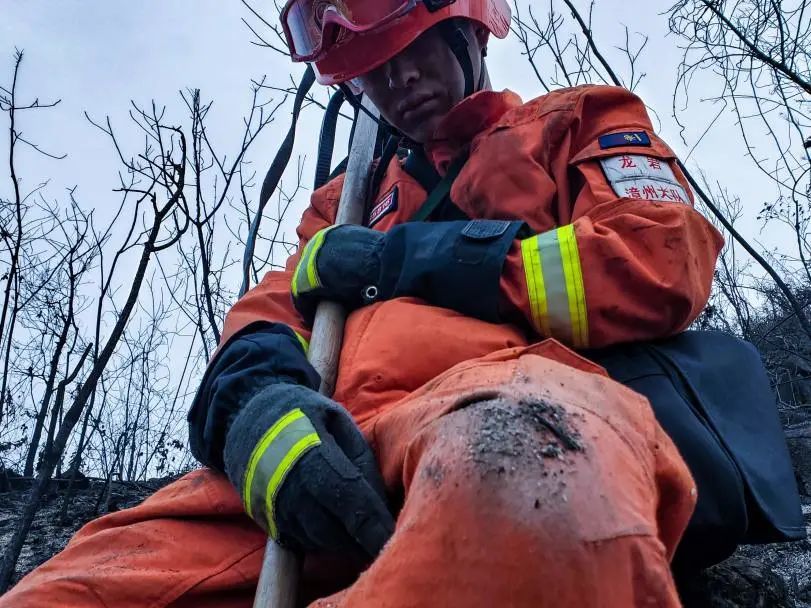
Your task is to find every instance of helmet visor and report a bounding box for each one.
[282,0,418,61]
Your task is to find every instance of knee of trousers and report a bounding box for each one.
[400,396,678,555]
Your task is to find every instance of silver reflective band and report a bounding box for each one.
[520,225,589,348]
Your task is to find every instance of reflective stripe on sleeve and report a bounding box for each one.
[520,225,589,348]
[242,408,321,538]
[521,238,551,337]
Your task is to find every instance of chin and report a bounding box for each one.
[405,117,442,145]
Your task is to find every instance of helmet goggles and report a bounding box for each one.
[281,0,431,62]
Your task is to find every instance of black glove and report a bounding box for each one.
[291,225,385,319]
[292,219,525,322]
[223,382,394,558]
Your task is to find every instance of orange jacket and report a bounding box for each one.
[222,85,723,423]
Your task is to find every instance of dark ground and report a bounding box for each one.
[0,475,175,588]
[1,411,809,605]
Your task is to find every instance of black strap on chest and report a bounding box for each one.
[403,148,470,222]
[402,147,441,192]
[314,101,470,225]
[314,89,346,189]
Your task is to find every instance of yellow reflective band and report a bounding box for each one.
[521,238,551,336]
[292,243,306,298]
[292,252,304,298]
[306,228,330,290]
[520,226,589,348]
[558,225,589,349]
[294,332,310,354]
[292,241,314,298]
[265,432,321,540]
[292,226,333,298]
[243,408,307,518]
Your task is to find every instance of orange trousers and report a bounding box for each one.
[2,345,696,607]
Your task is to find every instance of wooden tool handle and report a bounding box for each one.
[253,97,381,608]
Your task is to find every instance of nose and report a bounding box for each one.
[385,53,420,89]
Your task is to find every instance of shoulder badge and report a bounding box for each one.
[600,154,689,203]
[368,186,399,227]
[599,131,651,149]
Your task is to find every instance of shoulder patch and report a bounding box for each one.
[368,186,399,227]
[600,154,689,203]
[599,131,651,149]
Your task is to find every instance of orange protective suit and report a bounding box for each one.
[226,87,722,422]
[2,85,722,607]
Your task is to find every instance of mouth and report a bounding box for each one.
[399,92,440,122]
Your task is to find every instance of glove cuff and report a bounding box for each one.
[188,323,320,472]
[378,219,525,322]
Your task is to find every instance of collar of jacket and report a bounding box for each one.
[424,89,523,175]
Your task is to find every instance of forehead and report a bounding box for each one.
[361,24,455,78]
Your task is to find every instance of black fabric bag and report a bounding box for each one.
[589,330,805,573]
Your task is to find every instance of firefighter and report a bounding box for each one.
[3,1,802,606]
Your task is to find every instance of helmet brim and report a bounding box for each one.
[311,0,510,85]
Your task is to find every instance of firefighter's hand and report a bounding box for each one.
[291,220,525,323]
[291,225,384,320]
[223,382,394,558]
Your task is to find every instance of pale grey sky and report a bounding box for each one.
[3,0,796,475]
[3,1,782,250]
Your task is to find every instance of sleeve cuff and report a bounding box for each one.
[187,322,320,470]
[378,219,525,322]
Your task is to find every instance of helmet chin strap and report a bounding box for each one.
[437,20,477,98]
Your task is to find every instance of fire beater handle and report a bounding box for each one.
[253,96,382,608]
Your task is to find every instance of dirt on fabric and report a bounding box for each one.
[468,397,583,478]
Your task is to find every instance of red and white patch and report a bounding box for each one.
[368,186,399,227]
[600,154,689,203]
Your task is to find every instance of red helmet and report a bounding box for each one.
[281,0,511,85]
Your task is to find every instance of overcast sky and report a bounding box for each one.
[2,1,786,256]
[3,1,797,473]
